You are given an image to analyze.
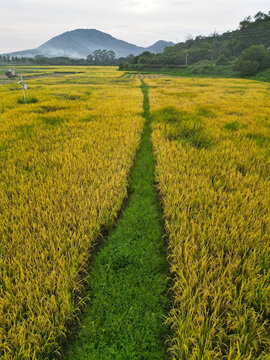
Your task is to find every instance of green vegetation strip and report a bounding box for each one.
[64,80,169,360]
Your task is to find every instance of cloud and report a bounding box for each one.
[127,1,140,6]
[1,0,270,52]
[170,1,189,5]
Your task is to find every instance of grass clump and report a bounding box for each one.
[17,96,38,104]
[225,121,240,131]
[152,106,188,124]
[56,93,82,100]
[80,114,98,122]
[42,115,67,126]
[152,106,212,149]
[196,105,216,118]
[167,124,211,149]
[246,133,270,147]
[15,124,35,139]
[35,104,66,113]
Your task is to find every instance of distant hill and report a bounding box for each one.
[146,40,175,54]
[3,29,174,59]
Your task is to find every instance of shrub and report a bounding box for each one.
[239,60,260,76]
[234,45,270,76]
[216,55,229,66]
[118,62,126,70]
[218,47,232,60]
[189,61,215,74]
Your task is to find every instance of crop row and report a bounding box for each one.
[0,67,143,359]
[148,77,270,359]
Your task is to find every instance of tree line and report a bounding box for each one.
[0,49,133,66]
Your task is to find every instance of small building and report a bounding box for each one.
[5,69,17,78]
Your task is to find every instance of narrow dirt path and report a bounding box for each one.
[64,80,169,359]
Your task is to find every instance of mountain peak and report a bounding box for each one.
[3,29,174,59]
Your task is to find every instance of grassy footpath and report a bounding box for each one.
[64,80,169,360]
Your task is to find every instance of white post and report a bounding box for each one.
[18,76,27,103]
[23,87,26,103]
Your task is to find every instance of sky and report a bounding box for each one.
[0,0,269,53]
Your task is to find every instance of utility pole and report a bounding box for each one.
[212,30,216,61]
[185,53,189,66]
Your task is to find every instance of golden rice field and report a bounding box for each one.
[1,66,270,360]
[147,77,270,359]
[0,67,143,359]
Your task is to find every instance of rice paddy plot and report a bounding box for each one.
[147,77,270,360]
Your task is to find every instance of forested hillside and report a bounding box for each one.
[121,11,270,73]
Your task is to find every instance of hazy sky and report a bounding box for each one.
[0,0,269,53]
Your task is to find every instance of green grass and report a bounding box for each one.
[246,132,270,147]
[41,115,66,126]
[15,124,35,139]
[17,96,38,104]
[252,68,270,82]
[151,105,212,149]
[64,80,169,360]
[225,121,240,131]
